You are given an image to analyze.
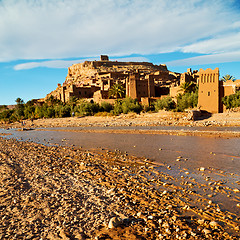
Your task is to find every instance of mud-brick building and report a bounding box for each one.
[198,68,240,113]
[48,83,101,102]
[198,68,222,113]
[126,73,155,101]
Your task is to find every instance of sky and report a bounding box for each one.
[1,0,240,105]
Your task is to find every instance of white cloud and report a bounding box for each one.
[0,0,240,62]
[166,51,240,66]
[181,32,240,54]
[14,56,150,70]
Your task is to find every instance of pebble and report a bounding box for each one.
[108,216,122,229]
[203,228,212,235]
[0,136,238,240]
[209,221,218,228]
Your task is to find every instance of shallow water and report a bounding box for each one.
[1,127,239,177]
[1,127,240,216]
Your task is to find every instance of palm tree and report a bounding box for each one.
[179,82,195,94]
[108,83,125,99]
[220,74,236,82]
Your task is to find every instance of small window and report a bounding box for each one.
[208,91,210,96]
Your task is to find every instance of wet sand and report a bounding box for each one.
[0,136,239,239]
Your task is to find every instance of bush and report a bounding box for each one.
[176,92,198,112]
[113,98,142,115]
[24,105,36,119]
[122,98,142,114]
[54,105,71,118]
[0,109,14,123]
[100,102,113,112]
[222,91,240,109]
[45,107,55,118]
[154,96,176,111]
[75,101,100,116]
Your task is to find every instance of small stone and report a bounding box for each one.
[108,216,122,229]
[233,188,239,193]
[209,221,218,228]
[137,212,142,217]
[198,219,205,225]
[165,228,171,234]
[203,228,211,235]
[199,167,205,171]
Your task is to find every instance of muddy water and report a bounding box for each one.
[1,127,240,216]
[2,127,239,173]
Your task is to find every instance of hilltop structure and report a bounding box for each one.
[46,55,240,113]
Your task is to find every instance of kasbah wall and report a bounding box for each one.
[45,56,240,113]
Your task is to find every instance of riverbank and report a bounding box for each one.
[0,137,239,239]
[1,111,240,130]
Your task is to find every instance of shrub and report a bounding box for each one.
[75,101,100,116]
[100,102,113,112]
[34,106,44,119]
[45,107,55,118]
[54,105,71,118]
[0,109,14,123]
[121,97,142,114]
[24,105,36,119]
[222,91,240,109]
[176,92,198,112]
[113,98,142,115]
[154,96,176,111]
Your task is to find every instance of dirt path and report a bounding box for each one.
[0,137,239,239]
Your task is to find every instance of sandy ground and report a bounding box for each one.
[1,111,240,128]
[1,111,240,138]
[0,137,239,239]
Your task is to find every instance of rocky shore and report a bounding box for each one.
[0,137,239,239]
[1,111,240,131]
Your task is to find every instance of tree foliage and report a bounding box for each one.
[154,96,176,111]
[113,97,142,115]
[179,82,196,94]
[176,92,198,112]
[222,91,240,109]
[108,83,125,99]
[220,74,236,82]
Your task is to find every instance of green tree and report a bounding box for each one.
[113,98,142,115]
[176,91,198,112]
[154,96,176,111]
[179,82,196,94]
[108,83,125,99]
[68,96,78,110]
[222,91,240,109]
[15,97,25,120]
[15,97,24,105]
[45,95,62,106]
[220,74,236,82]
[100,101,113,112]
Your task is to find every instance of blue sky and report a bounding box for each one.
[1,0,240,105]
